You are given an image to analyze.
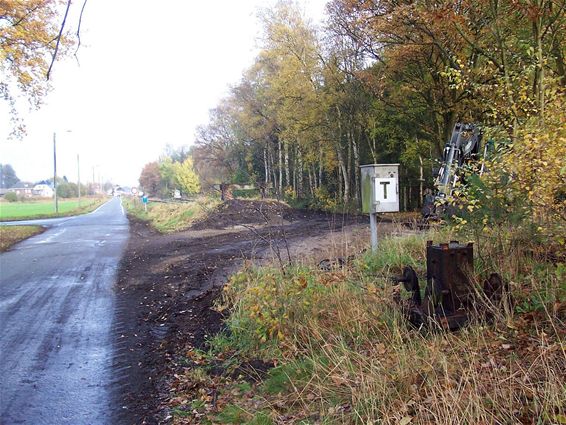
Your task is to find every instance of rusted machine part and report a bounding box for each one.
[318,257,347,271]
[396,266,421,305]
[424,240,475,329]
[318,254,356,272]
[319,249,367,272]
[393,266,425,326]
[395,241,506,330]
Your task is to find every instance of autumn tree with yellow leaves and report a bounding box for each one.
[191,0,564,223]
[1,0,83,137]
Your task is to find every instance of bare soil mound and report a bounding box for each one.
[113,201,367,423]
[190,199,314,230]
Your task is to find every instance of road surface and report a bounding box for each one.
[0,197,128,424]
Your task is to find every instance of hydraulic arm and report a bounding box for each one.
[423,123,482,217]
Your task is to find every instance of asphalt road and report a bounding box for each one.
[0,197,128,424]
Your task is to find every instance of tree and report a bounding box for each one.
[139,162,162,196]
[192,102,245,187]
[162,144,191,163]
[174,157,201,195]
[188,0,564,213]
[0,164,19,188]
[1,0,84,137]
[56,182,77,198]
[158,157,177,196]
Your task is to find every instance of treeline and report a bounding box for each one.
[191,0,565,211]
[139,146,201,197]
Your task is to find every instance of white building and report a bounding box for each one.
[32,184,54,198]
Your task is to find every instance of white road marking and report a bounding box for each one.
[35,228,67,244]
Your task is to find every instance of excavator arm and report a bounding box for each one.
[423,123,482,218]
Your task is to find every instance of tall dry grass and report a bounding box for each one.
[123,196,219,233]
[215,228,565,424]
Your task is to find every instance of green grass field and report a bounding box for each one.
[0,198,105,221]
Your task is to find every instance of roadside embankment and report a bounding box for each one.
[113,199,374,424]
[122,196,220,233]
[0,225,45,251]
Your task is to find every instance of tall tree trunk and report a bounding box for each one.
[263,147,269,185]
[347,128,352,195]
[532,5,545,123]
[292,144,297,195]
[318,143,323,188]
[269,142,278,194]
[278,137,283,196]
[368,130,378,163]
[297,147,304,197]
[335,107,350,203]
[312,164,318,190]
[548,0,566,87]
[337,165,342,201]
[336,146,349,203]
[308,167,314,197]
[284,140,290,187]
[352,129,360,203]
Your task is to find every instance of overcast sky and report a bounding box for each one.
[0,0,327,187]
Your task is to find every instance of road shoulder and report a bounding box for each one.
[0,225,45,252]
[112,207,370,424]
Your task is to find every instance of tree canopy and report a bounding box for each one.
[0,163,19,188]
[1,0,81,137]
[138,147,201,198]
[191,0,564,217]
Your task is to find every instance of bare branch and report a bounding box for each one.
[47,0,72,81]
[74,0,88,58]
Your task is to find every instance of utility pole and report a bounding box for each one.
[77,154,81,206]
[53,132,58,213]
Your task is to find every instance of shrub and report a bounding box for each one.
[233,189,260,199]
[56,182,78,198]
[4,192,18,202]
[449,98,566,262]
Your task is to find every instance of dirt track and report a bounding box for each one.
[112,202,372,424]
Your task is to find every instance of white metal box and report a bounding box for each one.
[360,164,400,213]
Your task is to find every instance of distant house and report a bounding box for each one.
[9,182,34,198]
[33,184,54,198]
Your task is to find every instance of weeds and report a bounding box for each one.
[168,226,565,424]
[123,197,219,233]
[0,225,45,251]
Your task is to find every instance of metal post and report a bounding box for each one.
[370,212,378,252]
[53,132,58,213]
[77,154,81,206]
[419,155,424,208]
[370,175,378,252]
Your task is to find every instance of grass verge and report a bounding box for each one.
[165,227,565,424]
[0,225,45,251]
[122,197,220,233]
[0,197,106,221]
